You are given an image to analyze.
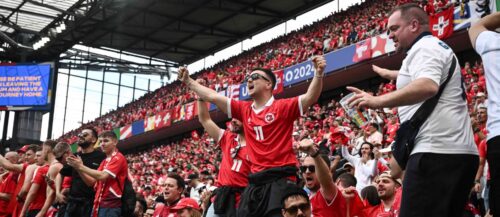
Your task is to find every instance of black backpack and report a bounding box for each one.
[119,178,137,217]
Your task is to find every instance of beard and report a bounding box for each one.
[78,140,92,149]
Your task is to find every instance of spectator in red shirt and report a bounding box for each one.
[153,174,185,217]
[8,145,40,217]
[170,198,202,217]
[0,152,20,217]
[178,55,326,217]
[20,143,52,217]
[51,142,73,217]
[67,131,128,217]
[298,139,347,217]
[362,171,402,217]
[197,96,250,217]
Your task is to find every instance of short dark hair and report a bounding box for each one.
[43,140,58,150]
[361,185,381,206]
[281,183,309,208]
[168,173,186,191]
[252,67,276,89]
[98,131,118,140]
[27,144,41,153]
[389,3,429,26]
[136,193,148,211]
[337,173,357,188]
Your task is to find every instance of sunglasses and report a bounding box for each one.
[244,73,270,83]
[299,165,315,173]
[283,202,311,215]
[78,133,89,138]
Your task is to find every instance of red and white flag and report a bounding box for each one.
[120,125,132,140]
[430,7,454,39]
[228,84,240,99]
[273,69,284,95]
[184,102,197,120]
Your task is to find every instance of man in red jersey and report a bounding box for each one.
[153,174,185,217]
[0,152,20,217]
[34,139,61,217]
[67,131,128,217]
[363,171,402,217]
[298,139,346,217]
[178,55,326,217]
[197,95,250,217]
[20,142,52,217]
[6,145,41,217]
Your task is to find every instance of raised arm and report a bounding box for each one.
[299,139,338,202]
[300,56,326,112]
[341,145,359,166]
[347,78,438,109]
[178,67,229,114]
[372,65,399,80]
[197,99,222,141]
[469,12,500,49]
[0,154,23,173]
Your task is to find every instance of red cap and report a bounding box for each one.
[330,128,349,145]
[17,145,29,153]
[171,198,200,211]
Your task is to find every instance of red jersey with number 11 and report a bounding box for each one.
[229,96,303,173]
[216,130,250,187]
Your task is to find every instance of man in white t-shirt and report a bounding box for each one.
[469,11,500,216]
[347,3,478,217]
[366,123,383,145]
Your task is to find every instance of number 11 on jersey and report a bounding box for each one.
[254,126,264,141]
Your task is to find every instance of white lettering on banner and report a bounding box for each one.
[284,62,315,84]
[242,85,248,97]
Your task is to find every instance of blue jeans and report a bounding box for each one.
[96,207,121,217]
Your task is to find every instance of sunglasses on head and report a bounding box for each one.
[283,202,310,215]
[244,73,270,83]
[299,165,315,173]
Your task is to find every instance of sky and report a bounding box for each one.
[0,0,364,142]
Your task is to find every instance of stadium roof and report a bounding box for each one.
[0,0,333,66]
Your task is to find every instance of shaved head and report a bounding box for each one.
[390,3,429,27]
[5,151,19,164]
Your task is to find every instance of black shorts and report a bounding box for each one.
[237,166,297,217]
[487,135,500,215]
[399,152,478,217]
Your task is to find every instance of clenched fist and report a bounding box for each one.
[178,66,191,84]
[312,55,326,76]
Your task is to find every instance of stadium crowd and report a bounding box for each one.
[58,0,404,144]
[1,1,496,217]
[60,0,458,144]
